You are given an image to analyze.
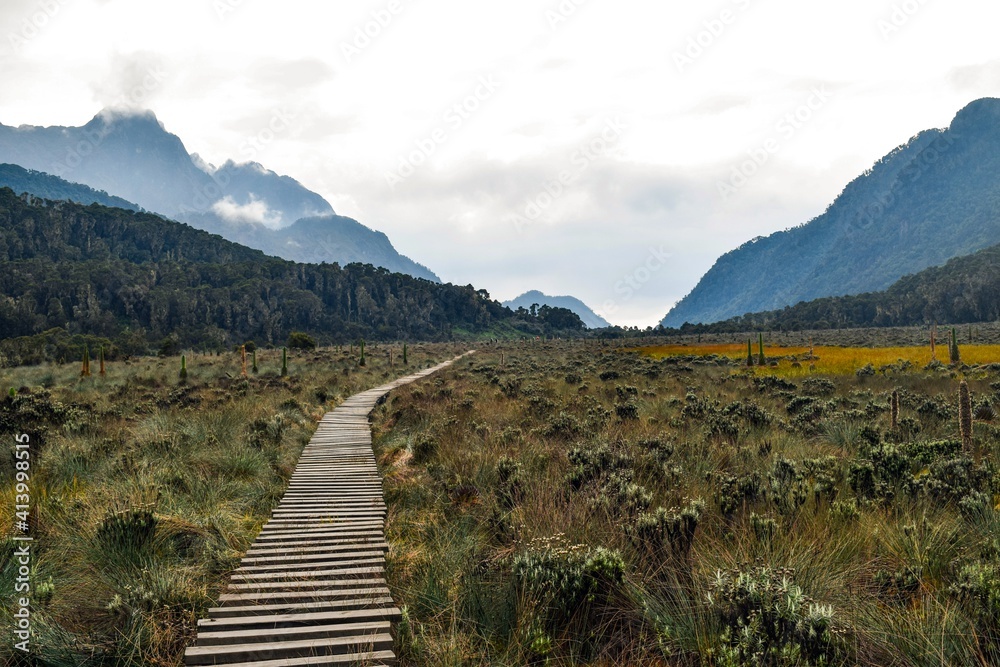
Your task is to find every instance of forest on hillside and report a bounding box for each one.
[0,189,583,364]
[677,242,1000,334]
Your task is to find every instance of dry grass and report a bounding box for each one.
[372,341,1000,666]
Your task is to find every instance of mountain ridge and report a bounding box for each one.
[662,97,1000,327]
[675,238,1000,333]
[0,108,440,282]
[502,290,611,329]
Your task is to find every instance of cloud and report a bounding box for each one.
[948,60,1000,91]
[211,194,283,228]
[252,57,335,94]
[89,50,169,110]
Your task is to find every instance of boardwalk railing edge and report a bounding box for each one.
[184,351,475,667]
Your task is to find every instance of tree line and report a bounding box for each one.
[0,189,584,364]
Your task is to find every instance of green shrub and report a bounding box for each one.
[496,456,524,509]
[615,401,640,421]
[287,331,317,350]
[97,507,157,551]
[708,565,845,666]
[628,499,705,562]
[566,444,631,490]
[951,560,1000,627]
[511,541,625,628]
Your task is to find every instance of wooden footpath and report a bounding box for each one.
[184,355,469,667]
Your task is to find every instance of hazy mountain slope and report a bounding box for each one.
[681,240,1000,333]
[0,163,143,212]
[663,98,1000,327]
[503,290,611,329]
[182,212,440,282]
[0,109,440,281]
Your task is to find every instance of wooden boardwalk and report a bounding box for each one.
[184,355,469,667]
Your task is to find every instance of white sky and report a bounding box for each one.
[2,0,1000,327]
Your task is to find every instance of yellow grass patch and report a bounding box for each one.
[635,343,1000,377]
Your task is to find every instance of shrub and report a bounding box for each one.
[951,560,1000,627]
[496,456,524,509]
[287,331,317,350]
[856,363,876,379]
[246,414,286,449]
[97,507,157,551]
[511,540,625,629]
[566,443,631,489]
[591,472,652,517]
[615,401,640,421]
[708,565,845,667]
[628,499,705,562]
[716,472,763,517]
[158,334,181,357]
[543,411,582,438]
[801,378,836,397]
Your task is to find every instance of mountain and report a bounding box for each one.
[0,109,440,281]
[182,211,440,282]
[662,98,1000,327]
[0,187,519,362]
[503,291,611,329]
[678,240,1000,333]
[0,163,143,212]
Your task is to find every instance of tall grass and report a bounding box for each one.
[0,343,467,666]
[372,341,1000,665]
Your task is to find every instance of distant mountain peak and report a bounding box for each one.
[91,107,166,131]
[503,291,611,329]
[0,109,437,282]
[950,96,1000,132]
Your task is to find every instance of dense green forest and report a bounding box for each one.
[0,189,582,364]
[678,241,1000,333]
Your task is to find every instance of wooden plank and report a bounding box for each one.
[197,606,402,631]
[185,634,393,665]
[229,563,384,583]
[219,587,392,605]
[195,621,391,646]
[189,650,396,667]
[207,596,398,619]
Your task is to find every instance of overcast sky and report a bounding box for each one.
[2,0,1000,326]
